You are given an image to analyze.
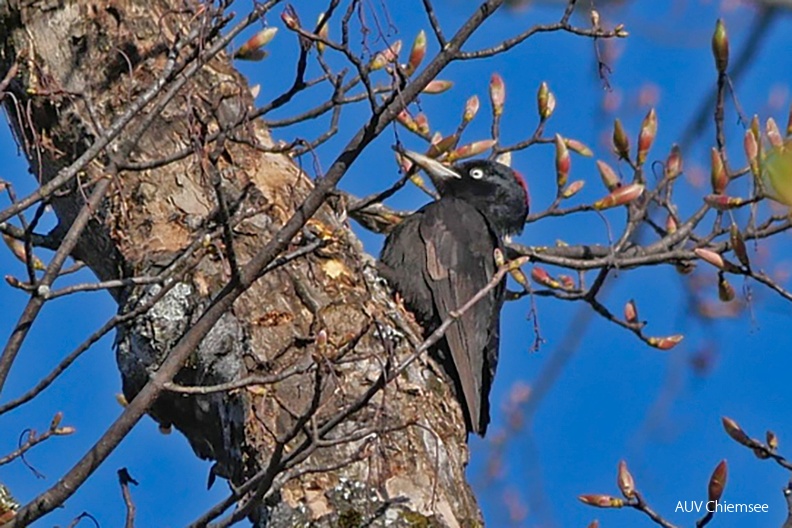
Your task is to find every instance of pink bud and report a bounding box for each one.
[703,194,745,211]
[767,117,784,148]
[489,73,506,116]
[463,95,480,123]
[281,6,301,30]
[596,160,621,191]
[694,248,725,269]
[710,148,727,194]
[2,232,44,269]
[555,134,570,188]
[558,274,576,290]
[566,138,593,157]
[665,144,683,180]
[54,426,76,435]
[448,139,496,161]
[722,416,752,446]
[708,460,728,502]
[744,130,760,179]
[562,180,585,199]
[370,40,402,70]
[422,80,453,94]
[414,113,430,136]
[531,266,551,285]
[578,494,624,509]
[395,153,413,173]
[617,460,636,499]
[637,108,657,166]
[531,267,561,289]
[234,28,278,61]
[406,30,426,75]
[395,109,418,133]
[665,214,678,234]
[590,10,600,28]
[426,133,458,157]
[648,334,684,351]
[593,183,644,210]
[624,299,638,324]
[744,129,758,160]
[694,248,740,272]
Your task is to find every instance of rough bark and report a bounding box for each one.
[0,1,479,526]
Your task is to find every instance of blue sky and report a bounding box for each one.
[1,1,792,527]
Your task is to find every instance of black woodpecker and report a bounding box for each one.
[379,150,529,436]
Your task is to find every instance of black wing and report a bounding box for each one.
[418,199,501,434]
[379,198,503,435]
[379,211,436,325]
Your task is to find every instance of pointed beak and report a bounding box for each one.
[401,150,461,182]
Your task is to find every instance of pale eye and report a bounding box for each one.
[469,168,484,179]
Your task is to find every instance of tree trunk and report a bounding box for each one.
[0,1,478,526]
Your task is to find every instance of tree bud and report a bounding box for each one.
[710,148,727,195]
[712,19,729,74]
[612,118,630,160]
[665,144,683,180]
[708,460,728,503]
[555,134,570,188]
[647,334,684,350]
[637,108,657,166]
[617,460,636,499]
[596,160,621,191]
[406,30,426,75]
[593,183,644,210]
[489,73,505,116]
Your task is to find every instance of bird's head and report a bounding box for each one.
[402,150,529,236]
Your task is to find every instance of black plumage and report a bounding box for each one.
[379,151,529,435]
